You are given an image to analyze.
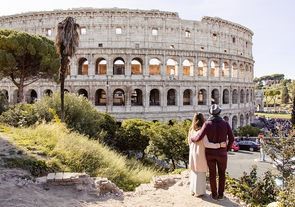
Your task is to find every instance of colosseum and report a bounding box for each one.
[0,8,255,129]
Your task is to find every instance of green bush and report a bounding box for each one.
[278,175,295,207]
[236,125,261,137]
[0,91,9,114]
[2,123,158,191]
[226,167,278,206]
[0,104,39,127]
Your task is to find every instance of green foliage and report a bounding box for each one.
[0,29,60,102]
[2,123,158,191]
[0,91,8,114]
[226,167,278,206]
[112,119,150,158]
[0,104,39,127]
[278,175,295,207]
[236,125,261,137]
[265,134,295,186]
[281,86,289,104]
[147,120,189,170]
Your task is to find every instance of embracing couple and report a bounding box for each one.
[188,104,234,200]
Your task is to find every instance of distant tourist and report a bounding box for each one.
[257,132,266,162]
[188,112,227,197]
[191,104,234,200]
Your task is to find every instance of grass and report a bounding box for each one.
[0,123,158,191]
[255,112,291,119]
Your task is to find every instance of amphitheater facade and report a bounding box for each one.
[0,8,255,129]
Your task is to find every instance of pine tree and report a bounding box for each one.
[281,85,289,104]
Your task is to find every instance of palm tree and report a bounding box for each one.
[55,17,79,122]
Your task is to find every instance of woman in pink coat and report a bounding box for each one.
[188,113,226,197]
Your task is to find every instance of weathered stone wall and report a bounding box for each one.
[0,8,255,129]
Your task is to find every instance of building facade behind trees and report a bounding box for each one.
[0,8,255,130]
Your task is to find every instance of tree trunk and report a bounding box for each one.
[17,78,25,103]
[60,56,69,122]
[171,158,176,170]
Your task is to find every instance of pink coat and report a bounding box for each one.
[188,129,208,172]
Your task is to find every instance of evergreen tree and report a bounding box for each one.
[281,85,290,104]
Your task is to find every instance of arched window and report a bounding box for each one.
[232,63,238,78]
[183,89,192,105]
[211,89,219,104]
[246,89,249,103]
[95,89,106,106]
[240,64,244,77]
[167,89,176,106]
[113,89,125,106]
[222,89,229,104]
[96,58,107,75]
[131,58,143,75]
[198,89,207,105]
[210,61,219,77]
[1,89,9,101]
[26,89,37,104]
[44,89,53,97]
[232,89,238,104]
[222,62,230,77]
[149,58,161,75]
[113,58,125,75]
[246,114,250,125]
[240,89,245,103]
[198,61,206,76]
[78,58,88,75]
[232,116,238,130]
[131,89,143,106]
[182,59,193,76]
[78,89,88,98]
[240,114,244,127]
[150,89,160,106]
[166,59,178,78]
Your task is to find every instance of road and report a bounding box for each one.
[227,150,278,178]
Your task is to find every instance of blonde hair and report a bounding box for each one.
[188,113,205,143]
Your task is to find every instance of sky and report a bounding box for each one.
[0,0,294,79]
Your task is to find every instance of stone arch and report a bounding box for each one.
[246,113,250,125]
[197,60,207,77]
[211,89,219,104]
[239,63,244,77]
[222,61,230,77]
[131,57,143,75]
[167,89,177,106]
[166,58,178,77]
[240,114,244,127]
[95,58,107,75]
[0,89,9,101]
[78,57,88,75]
[240,89,245,103]
[78,89,88,98]
[26,89,38,104]
[222,89,229,104]
[246,89,249,103]
[131,89,143,106]
[113,88,125,106]
[95,89,106,106]
[223,116,229,122]
[210,60,219,77]
[150,89,160,106]
[232,89,238,104]
[44,89,53,96]
[183,89,192,105]
[250,89,253,102]
[198,89,207,105]
[232,115,238,130]
[113,57,125,75]
[149,58,161,75]
[232,62,238,78]
[182,59,194,77]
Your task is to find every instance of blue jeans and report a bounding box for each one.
[260,148,265,161]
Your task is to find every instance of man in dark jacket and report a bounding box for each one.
[191,104,234,200]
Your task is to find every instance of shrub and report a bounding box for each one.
[0,91,9,114]
[236,125,261,137]
[278,175,295,207]
[0,104,39,127]
[2,123,158,191]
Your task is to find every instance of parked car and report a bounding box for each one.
[237,140,260,152]
[231,141,240,152]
